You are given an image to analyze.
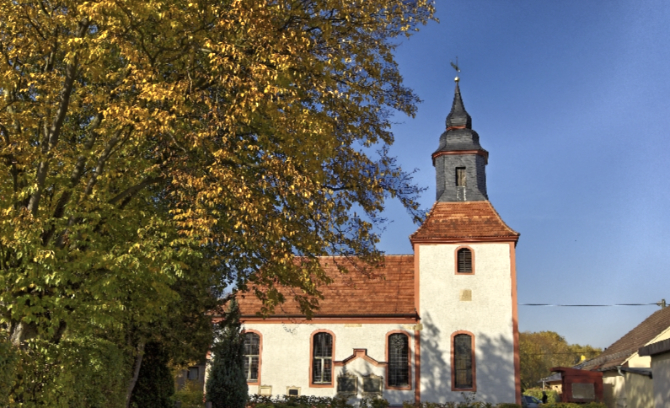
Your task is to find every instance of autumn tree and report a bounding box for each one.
[0,0,435,405]
[519,331,601,390]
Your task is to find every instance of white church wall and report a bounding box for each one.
[418,242,516,404]
[240,321,416,405]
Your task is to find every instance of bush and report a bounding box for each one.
[245,397,522,408]
[9,337,128,408]
[360,398,390,408]
[402,401,517,408]
[173,380,205,408]
[544,404,605,408]
[247,395,352,408]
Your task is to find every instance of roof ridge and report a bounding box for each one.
[598,307,670,358]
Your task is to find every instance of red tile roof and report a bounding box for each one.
[236,255,416,318]
[582,306,670,371]
[410,201,519,243]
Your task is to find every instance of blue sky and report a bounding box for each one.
[378,0,670,349]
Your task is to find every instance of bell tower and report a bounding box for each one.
[433,78,489,202]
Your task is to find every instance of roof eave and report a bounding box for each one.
[409,235,520,245]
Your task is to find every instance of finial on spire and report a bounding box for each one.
[450,57,460,82]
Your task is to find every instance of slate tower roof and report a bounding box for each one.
[414,78,519,244]
[433,79,489,202]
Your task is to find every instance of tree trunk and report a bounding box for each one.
[9,321,38,348]
[126,341,145,408]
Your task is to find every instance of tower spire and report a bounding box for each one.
[445,81,472,130]
[432,80,489,202]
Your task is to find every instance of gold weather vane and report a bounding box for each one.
[450,57,460,82]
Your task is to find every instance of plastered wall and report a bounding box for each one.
[624,372,653,408]
[418,242,516,404]
[651,352,670,408]
[239,322,416,405]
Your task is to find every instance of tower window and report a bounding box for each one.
[453,333,475,390]
[456,167,466,187]
[457,248,472,273]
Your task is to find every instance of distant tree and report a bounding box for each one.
[206,299,248,408]
[129,342,175,408]
[519,331,601,390]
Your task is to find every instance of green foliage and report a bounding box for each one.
[10,337,127,408]
[0,337,18,406]
[130,342,175,408]
[205,300,248,408]
[172,380,205,408]
[402,400,507,408]
[523,388,559,404]
[245,396,519,408]
[543,404,605,408]
[359,397,390,408]
[248,395,352,408]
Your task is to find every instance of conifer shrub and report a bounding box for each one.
[130,341,175,408]
[205,299,248,408]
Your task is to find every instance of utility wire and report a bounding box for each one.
[521,303,658,307]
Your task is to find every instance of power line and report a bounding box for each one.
[521,303,658,307]
[520,299,666,308]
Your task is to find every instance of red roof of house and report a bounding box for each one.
[582,306,670,371]
[410,201,519,244]
[236,255,416,318]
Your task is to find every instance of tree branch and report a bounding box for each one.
[108,176,165,207]
[27,18,89,216]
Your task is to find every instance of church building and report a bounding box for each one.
[235,79,522,405]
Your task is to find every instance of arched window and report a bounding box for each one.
[243,332,260,382]
[457,248,473,273]
[312,332,333,384]
[453,333,475,390]
[388,333,410,387]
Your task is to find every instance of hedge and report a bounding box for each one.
[247,395,521,408]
